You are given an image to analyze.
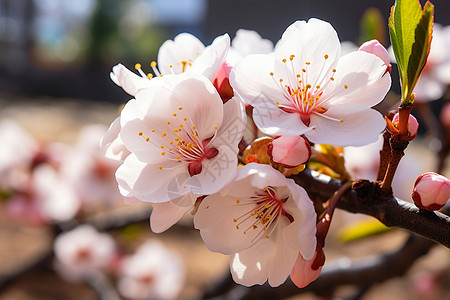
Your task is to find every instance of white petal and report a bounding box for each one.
[189,145,238,195]
[169,73,224,141]
[115,154,188,202]
[101,117,130,162]
[192,33,230,81]
[283,180,317,260]
[150,197,194,233]
[252,106,312,137]
[157,33,205,75]
[194,193,258,254]
[232,29,274,57]
[230,54,281,107]
[110,64,152,96]
[275,18,340,85]
[324,51,391,107]
[209,96,246,150]
[307,103,386,146]
[230,219,298,287]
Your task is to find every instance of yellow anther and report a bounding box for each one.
[233,218,237,222]
[160,145,164,149]
[330,77,334,81]
[183,118,187,121]
[344,85,348,89]
[173,129,178,133]
[147,73,153,79]
[158,166,163,170]
[138,131,143,136]
[176,156,181,160]
[151,129,155,132]
[296,74,301,78]
[161,152,165,156]
[270,72,274,76]
[192,125,196,130]
[179,124,183,128]
[170,141,173,145]
[324,54,329,59]
[305,61,310,65]
[264,186,268,191]
[162,132,167,137]
[332,69,336,73]
[135,63,141,70]
[316,85,320,89]
[169,65,173,68]
[145,137,149,142]
[214,125,218,130]
[340,119,344,123]
[282,58,287,63]
[167,121,171,125]
[302,68,306,72]
[290,55,295,60]
[279,79,283,83]
[173,113,177,117]
[236,225,239,229]
[236,199,240,204]
[178,107,183,110]
[150,61,157,68]
[265,235,270,239]
[306,84,312,89]
[275,101,280,105]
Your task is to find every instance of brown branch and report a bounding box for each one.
[293,169,450,248]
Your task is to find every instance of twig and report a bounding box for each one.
[293,169,450,248]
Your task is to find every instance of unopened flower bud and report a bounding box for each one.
[359,40,391,73]
[268,135,311,168]
[213,62,234,103]
[392,112,419,140]
[412,172,450,210]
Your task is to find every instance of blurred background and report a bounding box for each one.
[0,0,449,300]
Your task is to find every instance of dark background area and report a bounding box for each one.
[0,0,448,103]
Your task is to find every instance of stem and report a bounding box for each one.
[379,134,409,196]
[398,104,412,135]
[376,130,392,181]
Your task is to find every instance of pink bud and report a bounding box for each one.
[392,112,419,140]
[359,40,391,72]
[412,172,450,210]
[290,249,323,288]
[267,135,311,168]
[213,62,234,103]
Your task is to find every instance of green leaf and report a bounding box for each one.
[406,2,434,103]
[389,0,434,104]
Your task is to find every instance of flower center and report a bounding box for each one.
[270,54,347,126]
[138,106,219,176]
[232,186,291,241]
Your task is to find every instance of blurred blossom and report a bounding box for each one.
[117,240,184,300]
[150,0,207,25]
[54,225,116,281]
[61,124,122,208]
[227,29,274,65]
[344,134,427,201]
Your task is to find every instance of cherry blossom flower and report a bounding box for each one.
[117,240,184,300]
[412,172,450,210]
[116,72,246,209]
[104,33,231,161]
[54,225,116,281]
[228,29,274,65]
[268,135,311,168]
[109,33,230,97]
[62,125,122,207]
[194,163,317,287]
[230,18,391,146]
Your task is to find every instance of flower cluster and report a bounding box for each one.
[104,18,392,288]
